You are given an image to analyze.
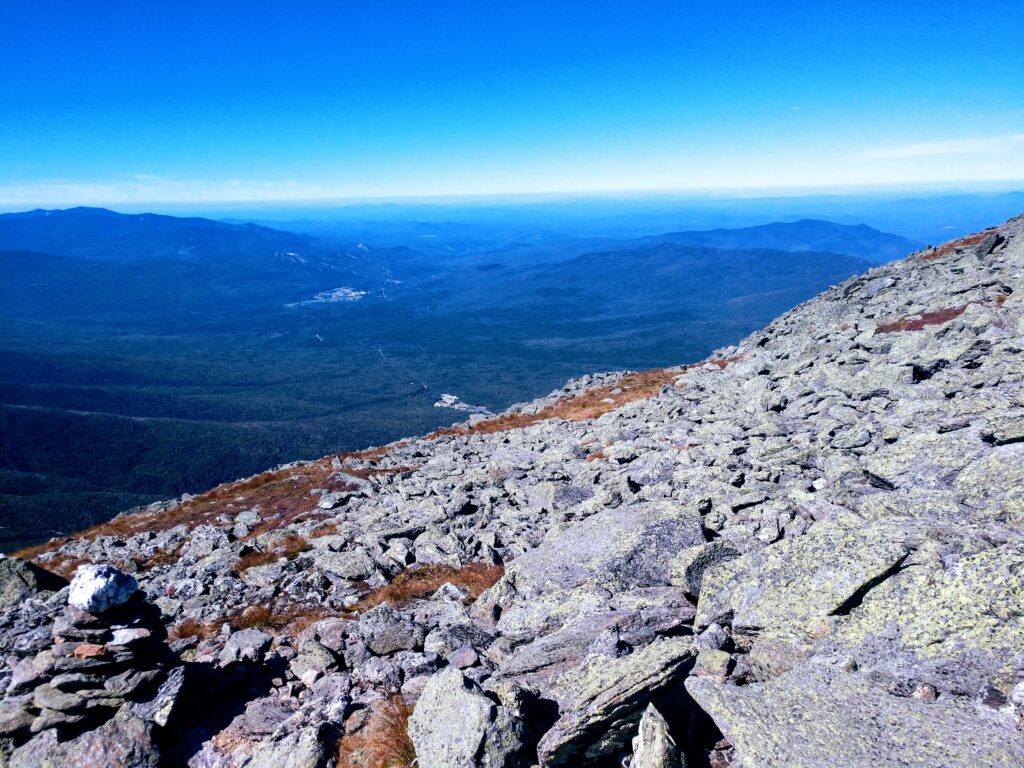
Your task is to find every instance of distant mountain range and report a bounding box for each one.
[641,219,922,263]
[0,207,908,548]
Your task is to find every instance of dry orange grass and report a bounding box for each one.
[14,454,408,565]
[920,231,992,261]
[350,562,505,613]
[167,617,215,643]
[428,359,739,440]
[25,554,91,581]
[875,305,968,334]
[309,521,345,539]
[233,533,311,575]
[188,602,338,638]
[337,696,416,768]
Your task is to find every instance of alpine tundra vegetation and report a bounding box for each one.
[1,215,1023,767]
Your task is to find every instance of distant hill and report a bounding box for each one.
[642,219,923,264]
[0,208,423,319]
[0,206,333,262]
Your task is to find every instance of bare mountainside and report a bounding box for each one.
[1,215,1023,767]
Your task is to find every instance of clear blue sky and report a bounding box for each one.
[1,1,1022,206]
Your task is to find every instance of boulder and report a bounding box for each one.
[220,628,273,664]
[477,501,704,636]
[694,517,912,639]
[359,604,424,656]
[68,565,138,614]
[822,542,1024,697]
[9,706,158,768]
[536,637,694,767]
[311,548,378,581]
[423,622,495,658]
[686,664,1024,768]
[0,558,65,609]
[668,541,740,597]
[408,667,527,768]
[244,723,331,768]
[631,704,684,768]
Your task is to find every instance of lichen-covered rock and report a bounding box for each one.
[822,542,1024,697]
[220,629,273,665]
[0,559,64,610]
[359,604,425,656]
[477,501,704,636]
[694,517,913,639]
[408,667,528,768]
[631,704,684,768]
[687,664,1024,768]
[8,706,158,768]
[243,724,331,768]
[537,637,694,767]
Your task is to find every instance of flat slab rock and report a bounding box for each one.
[537,636,694,767]
[687,664,1024,768]
[694,516,914,638]
[480,501,704,636]
[8,707,157,768]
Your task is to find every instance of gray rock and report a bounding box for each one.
[632,704,684,768]
[478,501,704,636]
[537,637,694,767]
[687,664,1024,768]
[132,666,184,727]
[359,604,424,655]
[10,706,158,768]
[0,558,64,609]
[694,517,912,640]
[289,640,337,679]
[244,723,330,768]
[408,667,527,768]
[220,628,273,664]
[668,541,740,597]
[423,621,495,657]
[0,696,34,737]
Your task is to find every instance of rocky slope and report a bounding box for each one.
[2,214,1023,767]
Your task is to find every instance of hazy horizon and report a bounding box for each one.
[3,2,1022,207]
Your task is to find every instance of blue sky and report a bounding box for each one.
[1,1,1022,206]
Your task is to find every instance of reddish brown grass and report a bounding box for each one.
[13,456,378,563]
[351,562,504,613]
[234,533,310,575]
[170,601,339,642]
[428,358,739,439]
[921,231,991,261]
[875,305,968,334]
[28,554,91,581]
[309,522,345,539]
[228,602,336,634]
[337,696,416,768]
[584,450,608,462]
[167,617,215,642]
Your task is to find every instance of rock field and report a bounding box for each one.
[1,214,1023,766]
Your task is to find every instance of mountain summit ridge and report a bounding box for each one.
[2,214,1023,767]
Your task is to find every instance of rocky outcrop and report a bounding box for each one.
[3,215,1024,766]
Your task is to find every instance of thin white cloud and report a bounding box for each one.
[860,133,1024,159]
[0,175,357,207]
